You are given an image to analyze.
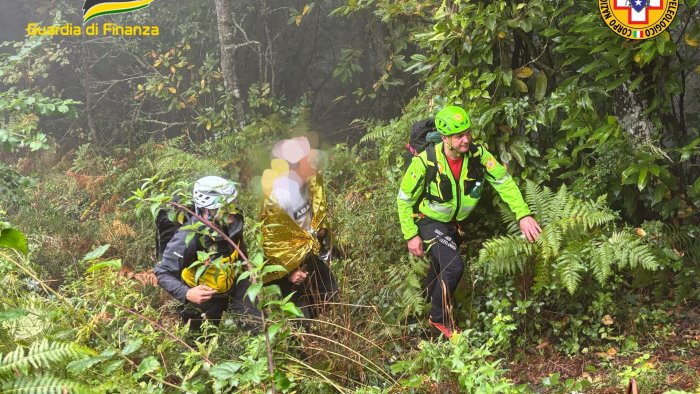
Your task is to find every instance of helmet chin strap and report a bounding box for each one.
[442,135,463,156]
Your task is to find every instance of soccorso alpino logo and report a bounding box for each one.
[598,0,678,40]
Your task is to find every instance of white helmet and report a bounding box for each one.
[193,176,238,210]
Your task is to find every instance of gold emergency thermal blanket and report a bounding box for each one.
[261,174,329,282]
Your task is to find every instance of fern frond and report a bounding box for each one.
[584,209,618,229]
[478,235,533,276]
[554,250,584,295]
[662,223,697,247]
[384,255,427,319]
[0,340,94,378]
[660,223,700,261]
[537,224,563,262]
[548,184,569,222]
[532,258,551,294]
[588,241,615,285]
[0,374,96,394]
[607,231,659,271]
[359,119,404,144]
[498,206,519,234]
[524,181,555,226]
[485,182,660,297]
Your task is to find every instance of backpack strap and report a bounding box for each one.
[413,144,488,216]
[424,144,438,187]
[413,145,439,209]
[467,144,485,181]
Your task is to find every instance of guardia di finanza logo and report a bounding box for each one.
[598,0,678,40]
[83,0,155,24]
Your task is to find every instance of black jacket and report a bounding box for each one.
[154,215,247,303]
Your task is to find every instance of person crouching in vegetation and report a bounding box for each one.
[260,136,339,324]
[155,176,260,332]
[397,106,542,339]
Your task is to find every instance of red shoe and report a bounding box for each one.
[429,319,456,339]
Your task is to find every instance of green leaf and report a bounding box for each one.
[251,252,265,267]
[628,74,644,91]
[534,72,547,101]
[501,69,513,86]
[637,168,649,191]
[281,302,303,317]
[236,271,251,283]
[0,308,29,321]
[194,264,208,285]
[267,322,283,339]
[67,356,105,375]
[209,361,242,380]
[149,202,161,218]
[103,359,124,374]
[595,67,618,81]
[514,79,528,93]
[86,259,122,273]
[261,265,289,276]
[81,244,110,262]
[133,356,160,379]
[197,251,211,262]
[510,144,526,167]
[2,375,94,393]
[121,338,143,356]
[246,282,262,303]
[0,228,28,254]
[185,232,196,246]
[57,104,70,113]
[621,165,639,182]
[607,73,631,91]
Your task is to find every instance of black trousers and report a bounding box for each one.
[180,276,261,332]
[268,254,339,321]
[417,217,464,325]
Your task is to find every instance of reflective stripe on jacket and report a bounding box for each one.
[397,142,531,240]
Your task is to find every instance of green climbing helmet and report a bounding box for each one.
[435,106,471,136]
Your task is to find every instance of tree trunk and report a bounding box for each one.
[613,83,653,141]
[214,0,245,128]
[81,31,98,142]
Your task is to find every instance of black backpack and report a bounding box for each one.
[403,118,486,208]
[155,201,247,260]
[403,118,442,181]
[155,197,193,259]
[403,119,440,168]
[403,119,443,210]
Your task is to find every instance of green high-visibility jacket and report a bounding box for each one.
[397,142,531,240]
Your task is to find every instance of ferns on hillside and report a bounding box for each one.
[478,181,659,294]
[0,340,96,394]
[359,118,407,144]
[384,255,429,320]
[642,221,700,262]
[478,235,535,276]
[111,141,224,198]
[638,221,700,301]
[1,375,96,394]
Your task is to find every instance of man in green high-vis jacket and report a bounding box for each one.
[397,105,542,339]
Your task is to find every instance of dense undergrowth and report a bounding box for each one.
[2,0,700,392]
[2,105,699,392]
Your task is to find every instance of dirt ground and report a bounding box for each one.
[508,308,700,393]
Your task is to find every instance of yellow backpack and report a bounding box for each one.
[180,249,238,293]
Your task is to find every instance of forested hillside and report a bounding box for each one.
[1,0,699,392]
